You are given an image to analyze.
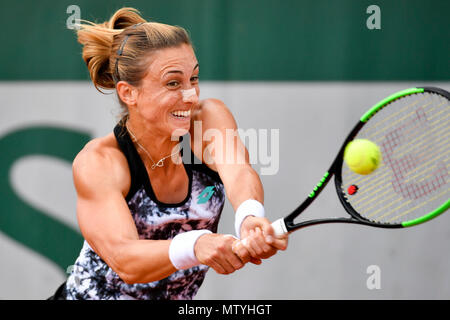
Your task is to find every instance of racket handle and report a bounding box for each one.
[271,218,288,237]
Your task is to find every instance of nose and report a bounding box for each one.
[181,88,198,104]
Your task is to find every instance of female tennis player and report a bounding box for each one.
[51,7,287,300]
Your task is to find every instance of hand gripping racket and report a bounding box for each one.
[271,87,450,236]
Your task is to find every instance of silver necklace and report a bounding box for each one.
[126,122,180,170]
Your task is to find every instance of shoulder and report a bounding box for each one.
[72,133,131,199]
[189,99,240,172]
[192,98,237,129]
[198,98,229,112]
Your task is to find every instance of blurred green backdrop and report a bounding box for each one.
[1,0,449,81]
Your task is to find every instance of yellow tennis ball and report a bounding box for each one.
[344,139,381,175]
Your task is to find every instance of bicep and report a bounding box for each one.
[76,191,139,257]
[73,149,138,266]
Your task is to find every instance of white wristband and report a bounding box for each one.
[169,230,212,270]
[234,199,265,239]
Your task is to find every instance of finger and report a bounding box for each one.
[224,240,245,269]
[209,239,237,274]
[242,228,265,256]
[207,257,227,274]
[247,229,265,255]
[241,232,258,257]
[267,236,289,251]
[213,255,236,274]
[234,238,261,265]
[260,220,276,244]
[227,251,245,271]
[222,238,246,272]
[232,240,251,264]
[251,228,272,255]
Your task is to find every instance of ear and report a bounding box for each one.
[116,81,138,107]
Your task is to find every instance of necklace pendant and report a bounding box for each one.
[152,159,165,169]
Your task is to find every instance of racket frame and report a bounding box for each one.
[279,87,450,234]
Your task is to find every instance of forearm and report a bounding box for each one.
[111,239,176,284]
[224,165,264,211]
[112,232,247,282]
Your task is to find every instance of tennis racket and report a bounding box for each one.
[270,87,450,236]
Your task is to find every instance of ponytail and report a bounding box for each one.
[75,7,191,111]
[75,8,146,91]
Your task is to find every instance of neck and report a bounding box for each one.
[125,115,181,170]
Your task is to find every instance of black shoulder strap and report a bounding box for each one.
[179,135,223,184]
[113,121,146,202]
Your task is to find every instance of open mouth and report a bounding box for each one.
[170,110,191,119]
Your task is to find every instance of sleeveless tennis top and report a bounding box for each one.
[65,121,225,300]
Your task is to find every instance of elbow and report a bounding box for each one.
[112,260,138,285]
[118,271,137,285]
[109,246,139,285]
[114,260,171,285]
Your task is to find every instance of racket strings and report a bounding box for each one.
[347,98,448,187]
[341,92,450,224]
[363,98,443,143]
[354,147,449,213]
[388,188,448,222]
[349,132,449,205]
[360,94,430,137]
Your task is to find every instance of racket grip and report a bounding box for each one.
[271,218,288,237]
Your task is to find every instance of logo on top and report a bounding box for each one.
[197,186,215,204]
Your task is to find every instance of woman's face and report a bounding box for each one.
[135,43,199,137]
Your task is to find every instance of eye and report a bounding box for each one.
[190,75,199,83]
[167,80,180,88]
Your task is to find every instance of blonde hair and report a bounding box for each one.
[75,7,191,112]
